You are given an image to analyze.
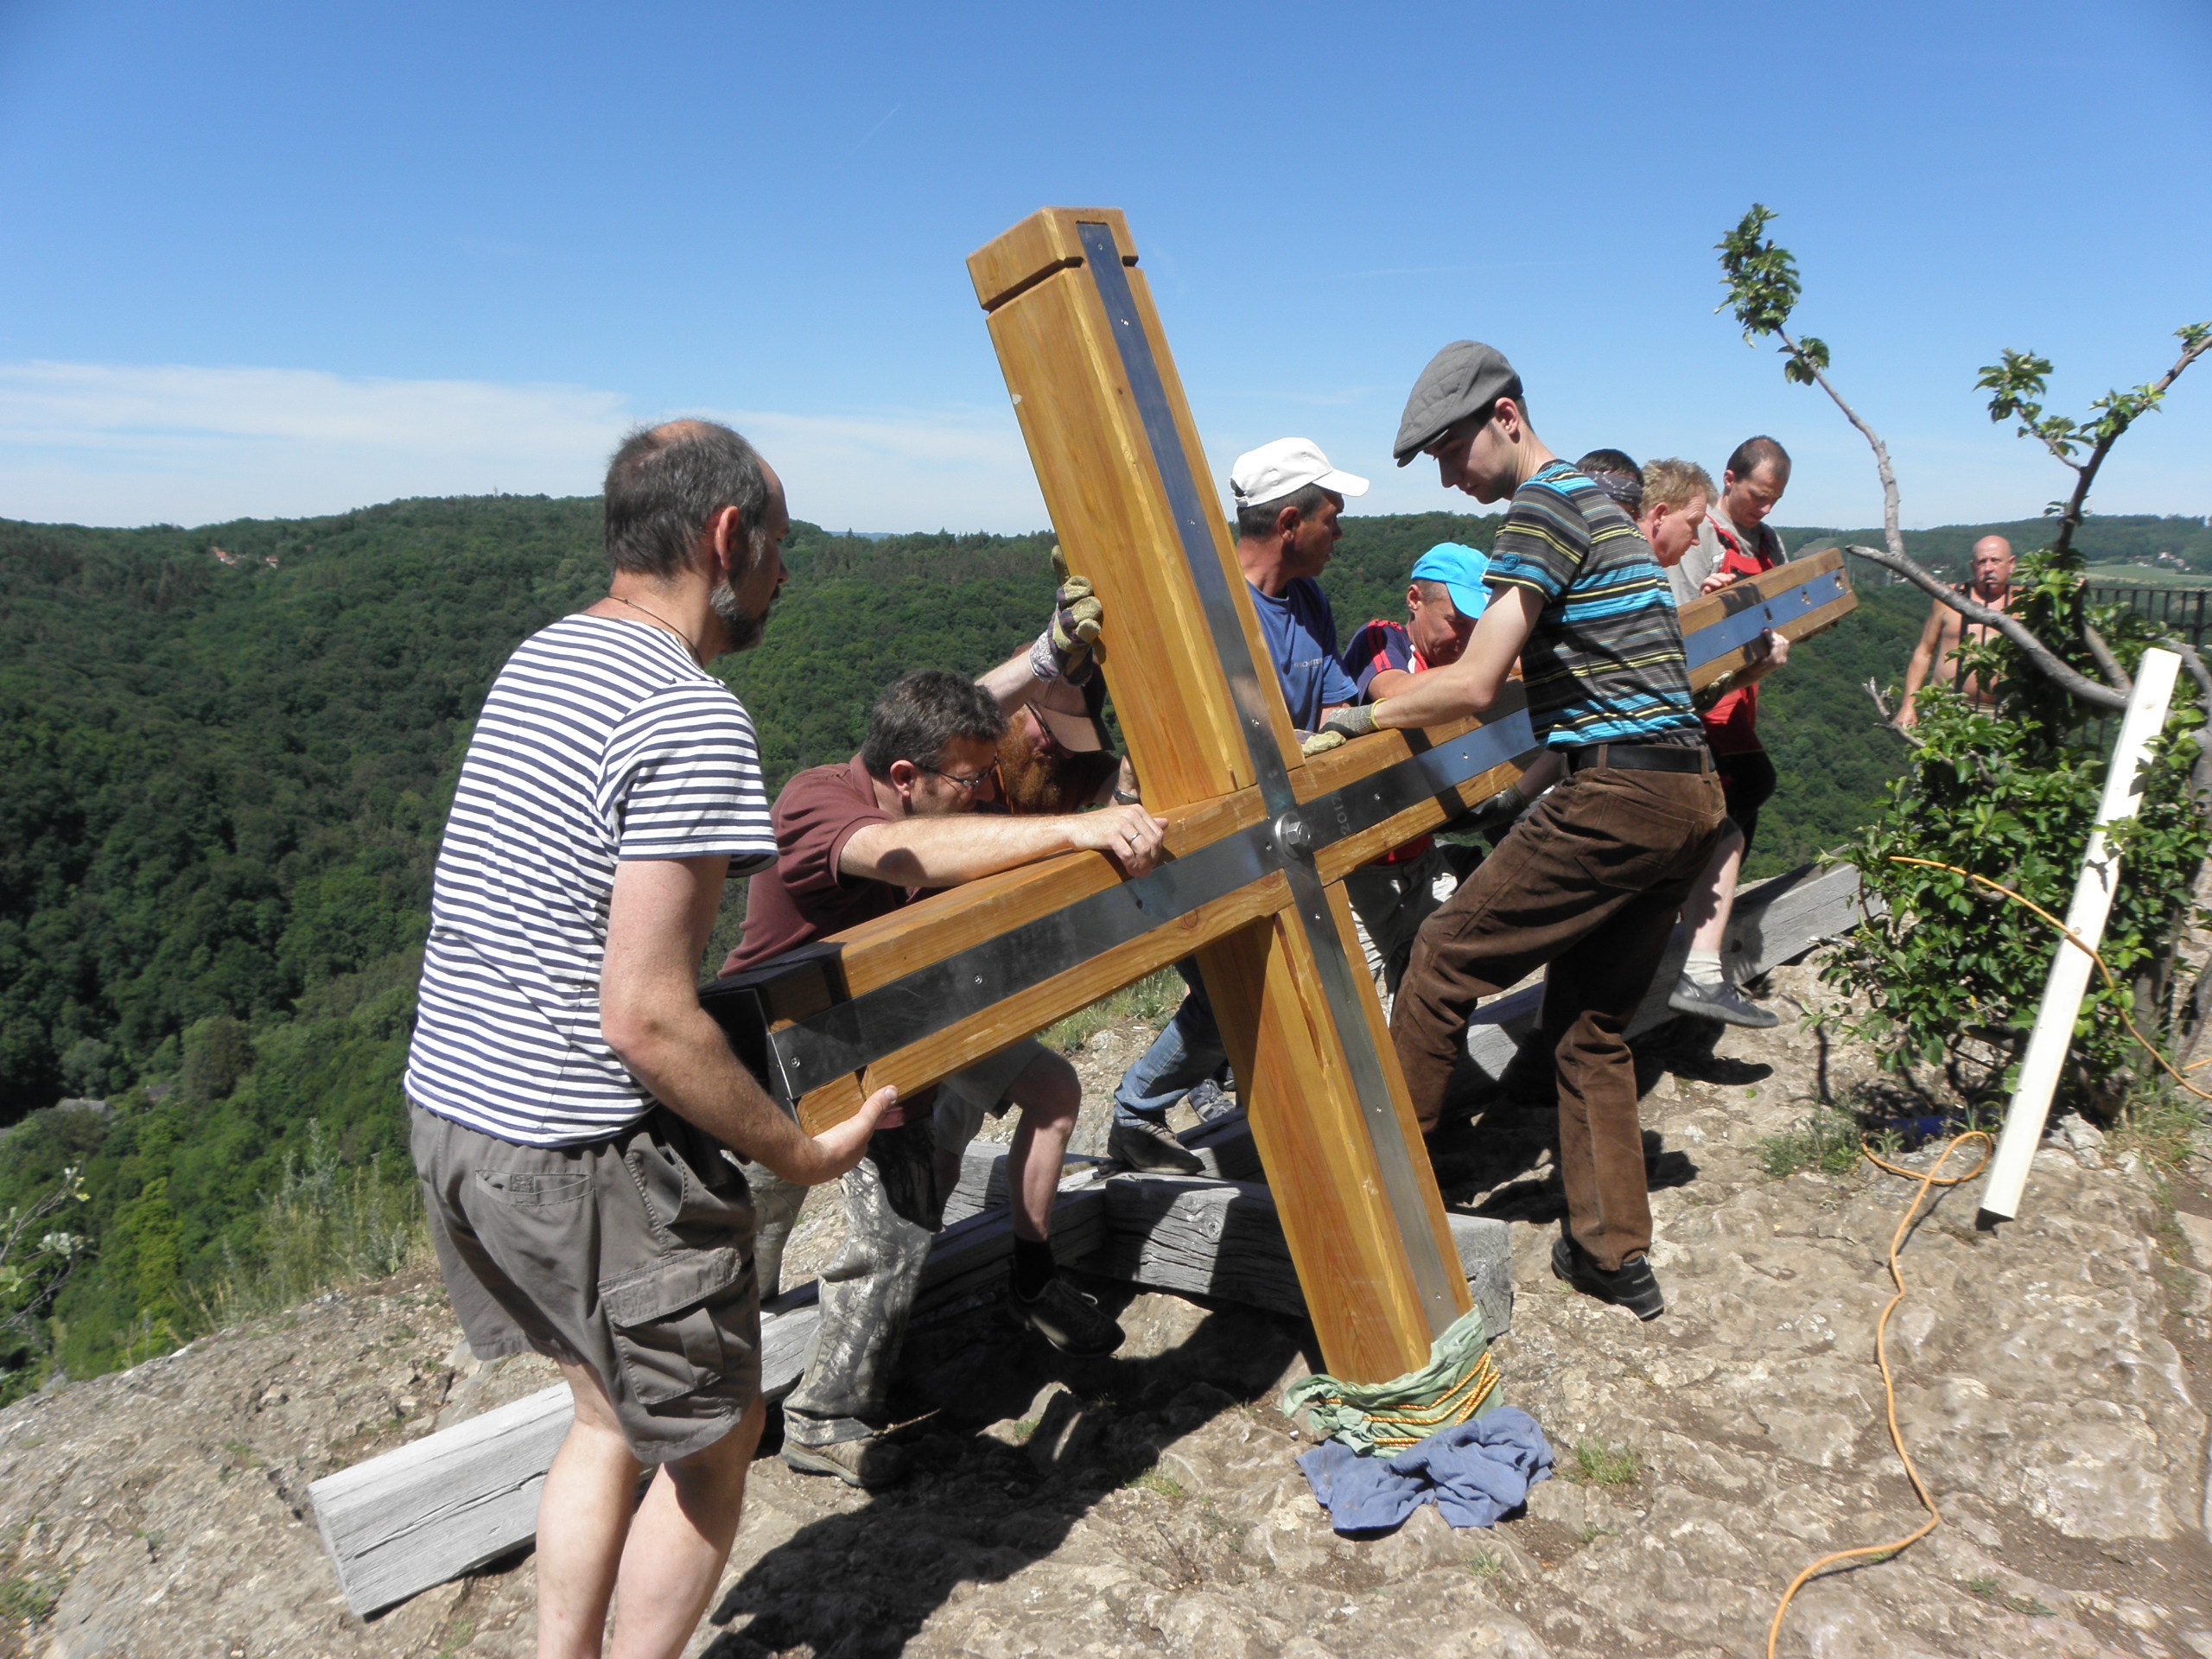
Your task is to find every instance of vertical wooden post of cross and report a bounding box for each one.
[969,209,1471,1383]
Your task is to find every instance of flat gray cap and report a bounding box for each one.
[1393,340,1522,467]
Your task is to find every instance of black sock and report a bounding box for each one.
[1011,1236,1057,1300]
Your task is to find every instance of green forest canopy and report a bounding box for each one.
[0,494,2189,1383]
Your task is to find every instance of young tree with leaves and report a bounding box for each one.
[1713,204,2212,1106]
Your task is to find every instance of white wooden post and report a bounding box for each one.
[1980,647,2182,1221]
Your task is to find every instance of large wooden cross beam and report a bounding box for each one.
[708,208,1857,1385]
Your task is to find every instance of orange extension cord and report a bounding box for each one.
[1762,1128,1991,1657]
[1767,854,2205,1654]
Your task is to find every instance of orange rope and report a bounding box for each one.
[1772,849,2205,1650]
[1885,857,2212,1102]
[1765,1130,1993,1658]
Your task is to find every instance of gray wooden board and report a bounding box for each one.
[1179,863,1875,1167]
[1096,1172,1512,1341]
[1461,861,1872,1084]
[310,1167,1104,1618]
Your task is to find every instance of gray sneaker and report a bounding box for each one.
[1667,973,1780,1029]
[1108,1116,1204,1175]
[1013,1275,1126,1357]
[782,1433,909,1489]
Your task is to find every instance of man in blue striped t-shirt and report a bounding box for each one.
[1315,344,1726,1325]
[406,422,895,1659]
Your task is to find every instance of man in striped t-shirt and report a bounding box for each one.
[406,422,894,1659]
[1318,343,1726,1324]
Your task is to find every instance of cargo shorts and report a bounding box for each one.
[410,1102,760,1465]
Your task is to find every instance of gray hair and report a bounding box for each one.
[1234,483,1334,543]
[602,420,772,578]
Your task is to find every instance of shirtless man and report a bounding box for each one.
[1897,535,2015,728]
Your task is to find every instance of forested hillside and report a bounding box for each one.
[1796,512,2212,574]
[0,493,2088,1385]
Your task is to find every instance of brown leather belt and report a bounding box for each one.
[1564,741,1714,775]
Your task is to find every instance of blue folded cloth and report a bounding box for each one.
[1297,1407,1554,1535]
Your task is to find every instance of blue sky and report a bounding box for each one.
[2,0,2207,534]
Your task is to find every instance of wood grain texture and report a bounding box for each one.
[980,251,1249,807]
[1198,906,1468,1384]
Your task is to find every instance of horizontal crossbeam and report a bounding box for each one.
[704,550,1853,1135]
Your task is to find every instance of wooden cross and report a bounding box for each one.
[712,207,1857,1386]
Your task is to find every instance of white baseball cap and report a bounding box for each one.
[1229,437,1370,509]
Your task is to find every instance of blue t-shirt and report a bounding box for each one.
[1250,577,1359,730]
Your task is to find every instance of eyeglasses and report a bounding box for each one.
[918,764,999,796]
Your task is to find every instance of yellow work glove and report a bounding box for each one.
[1298,702,1382,757]
[1028,545,1105,684]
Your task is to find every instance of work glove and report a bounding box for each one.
[1298,702,1382,757]
[1467,782,1528,831]
[1027,546,1104,684]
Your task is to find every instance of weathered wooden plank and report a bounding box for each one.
[1096,1173,1512,1342]
[1454,861,1873,1087]
[310,1164,1107,1618]
[310,1380,572,1618]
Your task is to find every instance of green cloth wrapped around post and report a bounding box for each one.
[1282,1307,1501,1456]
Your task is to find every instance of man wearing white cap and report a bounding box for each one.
[1106,439,1369,1174]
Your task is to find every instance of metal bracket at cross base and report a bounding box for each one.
[703,210,1855,1384]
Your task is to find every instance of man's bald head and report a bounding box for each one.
[603,420,777,578]
[1969,535,2015,598]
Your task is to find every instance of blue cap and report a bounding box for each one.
[1409,543,1491,621]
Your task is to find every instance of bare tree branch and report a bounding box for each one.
[1842,543,2128,710]
[1776,326,1908,566]
[2050,333,2212,564]
[2082,622,2133,695]
[1863,677,1925,746]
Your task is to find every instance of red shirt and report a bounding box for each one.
[1700,509,1784,756]
[1343,619,1435,866]
[723,756,932,1126]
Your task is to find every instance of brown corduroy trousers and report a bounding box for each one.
[1390,760,1726,1270]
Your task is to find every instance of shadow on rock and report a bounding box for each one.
[701,1285,1315,1659]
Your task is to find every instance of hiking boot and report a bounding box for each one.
[1109,1116,1204,1175]
[782,1433,909,1489]
[1185,1078,1238,1122]
[1550,1235,1666,1321]
[1013,1275,1126,1357]
[1667,972,1780,1029]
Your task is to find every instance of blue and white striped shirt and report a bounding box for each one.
[405,615,777,1146]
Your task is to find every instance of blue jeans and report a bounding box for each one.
[1112,959,1230,1127]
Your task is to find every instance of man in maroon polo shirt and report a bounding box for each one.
[723,667,1165,1488]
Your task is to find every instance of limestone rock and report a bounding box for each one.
[0,959,2206,1659]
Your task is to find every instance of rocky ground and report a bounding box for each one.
[3,956,2209,1659]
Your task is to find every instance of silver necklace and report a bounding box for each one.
[609,594,700,662]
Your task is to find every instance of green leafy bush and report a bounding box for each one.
[1821,576,2210,1108]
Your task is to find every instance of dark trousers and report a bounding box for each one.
[1715,747,1777,855]
[1390,763,1726,1269]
